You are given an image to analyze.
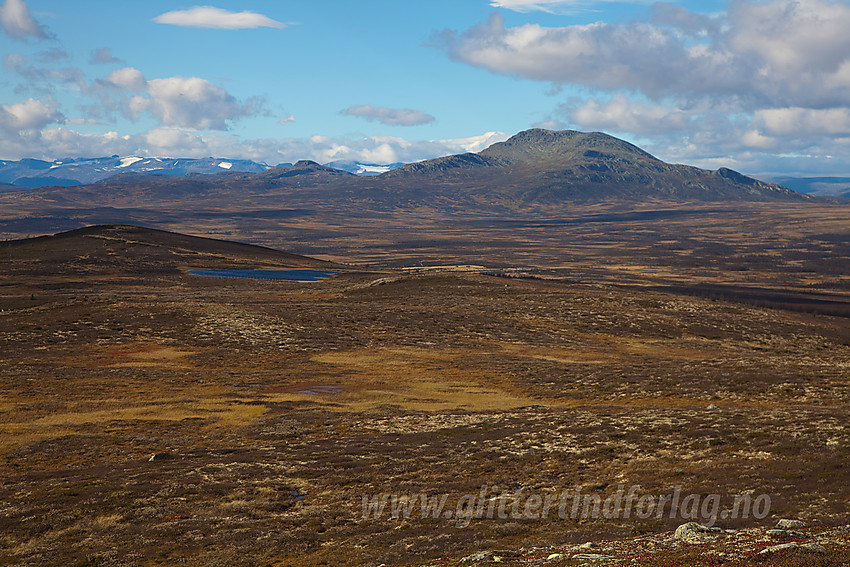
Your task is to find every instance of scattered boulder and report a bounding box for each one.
[674,522,721,543]
[461,551,501,563]
[578,542,600,550]
[706,404,720,410]
[759,542,826,555]
[760,542,800,555]
[546,553,565,560]
[776,519,807,529]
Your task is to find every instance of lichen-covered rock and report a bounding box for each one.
[776,519,807,529]
[674,522,721,543]
[760,542,800,554]
[461,551,500,564]
[759,542,826,555]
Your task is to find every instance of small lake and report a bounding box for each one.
[187,268,336,282]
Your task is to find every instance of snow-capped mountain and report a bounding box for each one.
[0,156,271,189]
[324,160,406,176]
[0,156,409,190]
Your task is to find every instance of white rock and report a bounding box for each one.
[674,522,718,543]
[759,542,799,554]
[776,519,807,529]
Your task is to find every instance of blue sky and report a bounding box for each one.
[2,0,850,176]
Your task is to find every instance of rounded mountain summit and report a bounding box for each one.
[381,129,804,204]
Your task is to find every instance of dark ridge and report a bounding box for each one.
[258,160,354,179]
[0,224,340,274]
[381,153,506,177]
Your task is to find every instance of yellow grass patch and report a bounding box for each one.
[65,342,202,369]
[498,342,620,364]
[262,347,542,412]
[0,398,267,450]
[102,344,199,368]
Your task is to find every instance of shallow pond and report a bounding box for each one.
[187,268,336,281]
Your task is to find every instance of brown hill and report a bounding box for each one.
[0,224,339,278]
[383,129,803,203]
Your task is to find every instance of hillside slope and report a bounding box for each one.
[0,224,339,277]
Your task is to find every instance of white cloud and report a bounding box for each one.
[567,95,696,135]
[442,2,850,109]
[153,6,287,30]
[0,0,49,40]
[92,69,262,130]
[103,67,147,91]
[143,77,261,130]
[491,0,653,14]
[341,105,436,126]
[726,1,850,76]
[440,13,748,102]
[756,107,850,137]
[443,131,510,153]
[0,98,63,133]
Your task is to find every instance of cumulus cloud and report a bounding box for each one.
[141,77,262,130]
[755,107,850,137]
[92,68,262,130]
[90,47,123,65]
[441,2,850,109]
[0,98,63,134]
[0,0,49,40]
[153,6,287,30]
[101,67,147,91]
[566,95,697,135]
[440,13,753,102]
[341,105,435,126]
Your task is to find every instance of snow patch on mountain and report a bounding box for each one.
[118,157,144,168]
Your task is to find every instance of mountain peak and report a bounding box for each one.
[479,128,658,163]
[379,127,804,203]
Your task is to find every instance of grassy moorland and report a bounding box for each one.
[0,208,849,565]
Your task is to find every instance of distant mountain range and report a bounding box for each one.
[0,156,268,189]
[0,130,812,218]
[768,176,850,198]
[0,156,405,190]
